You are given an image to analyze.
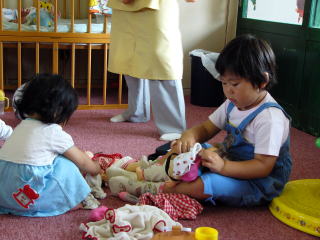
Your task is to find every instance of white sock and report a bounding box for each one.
[85,174,107,199]
[110,114,126,123]
[82,193,100,209]
[159,133,181,141]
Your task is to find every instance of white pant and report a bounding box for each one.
[122,75,186,135]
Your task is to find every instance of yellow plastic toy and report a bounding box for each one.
[0,90,9,114]
[151,226,218,240]
[269,179,320,237]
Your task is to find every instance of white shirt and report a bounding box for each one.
[0,119,74,166]
[0,119,13,140]
[209,93,290,157]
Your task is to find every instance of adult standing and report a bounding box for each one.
[107,0,197,141]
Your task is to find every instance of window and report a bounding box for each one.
[310,0,320,28]
[244,0,305,25]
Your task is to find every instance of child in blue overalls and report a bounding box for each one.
[109,34,292,207]
[162,34,292,206]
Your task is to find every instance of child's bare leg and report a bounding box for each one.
[163,177,211,200]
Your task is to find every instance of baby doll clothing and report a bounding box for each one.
[109,175,165,196]
[0,119,73,166]
[80,204,181,240]
[142,142,212,182]
[0,119,13,140]
[0,155,90,216]
[140,160,169,182]
[201,101,292,206]
[165,143,202,182]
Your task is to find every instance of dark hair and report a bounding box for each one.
[14,74,78,124]
[215,34,277,90]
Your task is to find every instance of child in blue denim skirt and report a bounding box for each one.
[0,74,101,216]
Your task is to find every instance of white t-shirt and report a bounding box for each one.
[209,93,290,157]
[0,119,74,166]
[0,119,13,140]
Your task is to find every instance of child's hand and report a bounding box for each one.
[199,149,225,173]
[93,160,102,175]
[171,138,196,154]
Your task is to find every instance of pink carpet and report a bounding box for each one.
[0,98,319,240]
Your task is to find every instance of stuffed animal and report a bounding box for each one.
[40,1,54,13]
[89,0,112,15]
[39,1,61,17]
[26,8,54,27]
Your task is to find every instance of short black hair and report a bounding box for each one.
[14,73,78,124]
[215,34,277,90]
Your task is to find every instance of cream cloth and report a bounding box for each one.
[108,0,183,80]
[80,204,181,240]
[108,0,160,11]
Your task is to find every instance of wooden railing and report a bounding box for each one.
[0,0,126,110]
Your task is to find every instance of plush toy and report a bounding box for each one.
[40,1,54,13]
[39,1,61,17]
[89,0,112,15]
[26,8,54,27]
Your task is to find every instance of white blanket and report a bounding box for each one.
[80,204,181,240]
[2,17,111,33]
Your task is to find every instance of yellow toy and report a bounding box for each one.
[89,0,112,15]
[0,90,9,114]
[269,179,320,237]
[40,1,53,13]
[151,226,218,240]
[89,0,100,14]
[39,1,61,18]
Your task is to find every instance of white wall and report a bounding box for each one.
[178,0,238,92]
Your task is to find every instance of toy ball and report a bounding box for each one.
[315,138,320,148]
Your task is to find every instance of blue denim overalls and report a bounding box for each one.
[200,102,292,206]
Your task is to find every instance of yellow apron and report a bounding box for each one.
[108,0,183,80]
